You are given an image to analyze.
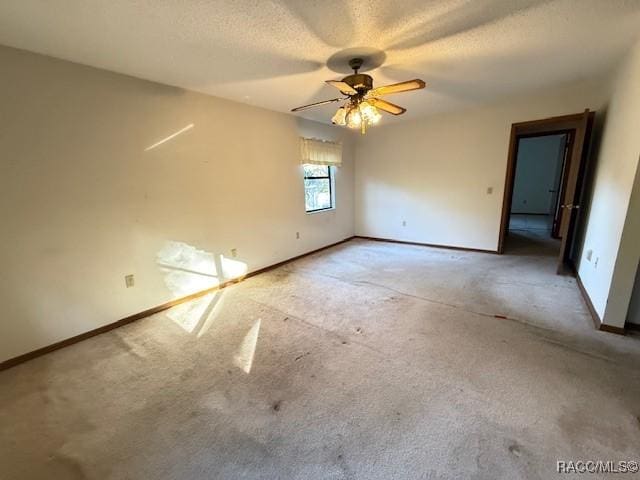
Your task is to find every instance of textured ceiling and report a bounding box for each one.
[1,0,639,124]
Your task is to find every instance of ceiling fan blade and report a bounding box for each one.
[291,98,343,112]
[325,80,358,96]
[369,79,426,97]
[369,98,406,115]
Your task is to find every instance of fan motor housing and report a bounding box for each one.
[342,73,373,92]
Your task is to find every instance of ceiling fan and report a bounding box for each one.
[291,58,426,134]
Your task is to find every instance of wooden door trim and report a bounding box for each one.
[556,113,592,270]
[511,113,587,135]
[551,134,573,238]
[497,111,592,255]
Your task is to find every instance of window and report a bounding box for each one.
[304,164,334,212]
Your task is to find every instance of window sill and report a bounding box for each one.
[306,207,335,215]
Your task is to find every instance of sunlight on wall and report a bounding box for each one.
[156,241,259,365]
[156,241,248,337]
[157,241,220,298]
[144,123,194,151]
[222,256,248,279]
[157,241,247,334]
[233,318,261,374]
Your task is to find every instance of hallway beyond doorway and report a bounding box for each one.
[509,213,553,234]
[507,213,561,256]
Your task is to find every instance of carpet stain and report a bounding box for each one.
[508,442,522,457]
[272,400,282,412]
[335,451,354,480]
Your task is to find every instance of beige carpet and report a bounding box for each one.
[1,235,639,479]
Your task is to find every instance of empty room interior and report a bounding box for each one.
[1,1,640,479]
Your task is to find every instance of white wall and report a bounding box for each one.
[0,46,355,362]
[577,40,640,328]
[511,135,565,215]
[355,78,609,251]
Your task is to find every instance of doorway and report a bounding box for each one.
[498,110,595,273]
[508,133,569,254]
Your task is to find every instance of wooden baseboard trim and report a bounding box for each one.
[576,273,601,329]
[575,273,626,335]
[0,288,225,371]
[599,323,626,335]
[354,235,498,254]
[243,236,354,278]
[626,323,640,333]
[0,236,355,371]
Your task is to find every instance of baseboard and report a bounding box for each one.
[0,236,355,371]
[626,323,640,333]
[575,273,626,335]
[354,235,498,254]
[599,323,626,335]
[575,273,601,328]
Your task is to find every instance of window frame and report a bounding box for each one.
[303,164,335,213]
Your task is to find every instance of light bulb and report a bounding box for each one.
[360,102,373,117]
[346,108,362,128]
[369,107,382,124]
[360,102,382,124]
[331,107,347,126]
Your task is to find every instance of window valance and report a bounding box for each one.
[299,137,342,166]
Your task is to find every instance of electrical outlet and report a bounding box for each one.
[296,232,300,239]
[486,187,493,194]
[231,248,238,258]
[402,220,407,227]
[586,249,593,262]
[125,274,135,288]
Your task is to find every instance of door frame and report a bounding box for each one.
[550,134,571,239]
[497,111,594,267]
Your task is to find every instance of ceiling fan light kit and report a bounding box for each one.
[292,57,426,134]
